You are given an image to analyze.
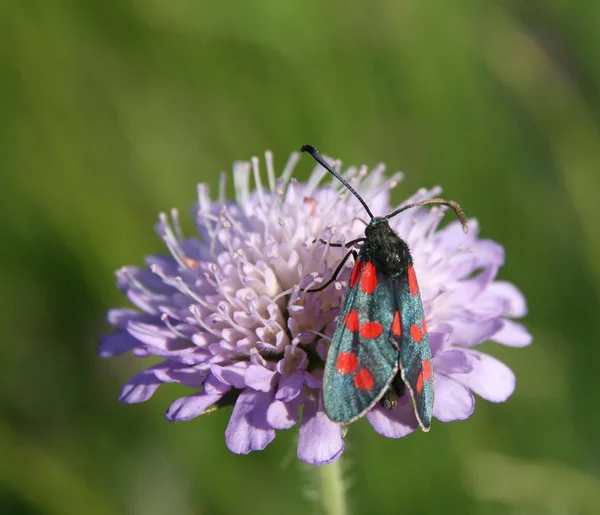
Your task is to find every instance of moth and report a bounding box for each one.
[302,144,468,430]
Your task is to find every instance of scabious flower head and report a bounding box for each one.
[100,150,531,465]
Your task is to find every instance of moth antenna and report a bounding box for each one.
[386,198,468,234]
[301,144,374,220]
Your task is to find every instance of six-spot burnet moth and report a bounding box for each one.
[301,144,468,431]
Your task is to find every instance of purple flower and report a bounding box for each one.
[100,150,531,465]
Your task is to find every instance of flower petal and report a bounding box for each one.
[447,319,504,348]
[267,396,302,429]
[487,281,528,317]
[429,326,452,357]
[434,349,473,374]
[211,363,248,389]
[275,371,305,401]
[225,388,276,454]
[433,374,475,422]
[98,331,138,357]
[367,401,417,438]
[166,391,226,421]
[107,308,152,327]
[491,320,532,348]
[455,352,515,402]
[119,366,164,403]
[297,396,344,465]
[244,364,277,392]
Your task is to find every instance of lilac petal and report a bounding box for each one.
[460,265,499,303]
[127,321,189,351]
[203,373,233,395]
[107,308,151,327]
[119,366,164,403]
[434,350,473,375]
[98,331,138,357]
[267,396,302,429]
[449,241,504,280]
[434,219,478,250]
[429,326,452,357]
[297,396,344,465]
[126,290,161,315]
[155,366,209,388]
[447,319,504,347]
[166,391,227,421]
[304,371,323,389]
[210,363,248,389]
[132,346,151,357]
[244,364,277,392]
[455,352,515,402]
[178,348,212,365]
[487,281,528,317]
[432,374,475,422]
[225,388,276,454]
[275,371,304,401]
[491,320,532,348]
[367,401,417,438]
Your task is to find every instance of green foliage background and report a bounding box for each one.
[2,1,600,514]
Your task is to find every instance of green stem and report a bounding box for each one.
[319,458,348,515]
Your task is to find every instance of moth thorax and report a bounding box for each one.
[365,217,411,277]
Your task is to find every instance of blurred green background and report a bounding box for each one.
[2,1,600,514]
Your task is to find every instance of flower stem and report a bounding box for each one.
[319,458,348,515]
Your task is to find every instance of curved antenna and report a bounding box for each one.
[386,198,469,234]
[301,145,374,219]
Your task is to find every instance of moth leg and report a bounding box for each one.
[314,237,366,248]
[379,373,406,410]
[313,238,367,249]
[307,250,358,293]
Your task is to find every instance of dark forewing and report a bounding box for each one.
[323,253,399,424]
[389,264,434,430]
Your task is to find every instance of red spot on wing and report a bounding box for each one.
[422,316,428,335]
[416,372,424,393]
[410,323,423,343]
[407,265,419,297]
[392,311,402,337]
[361,262,378,294]
[350,259,363,287]
[344,310,359,332]
[423,359,432,382]
[360,321,383,339]
[354,368,375,391]
[336,352,359,374]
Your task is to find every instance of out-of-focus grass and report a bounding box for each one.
[1,1,599,514]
